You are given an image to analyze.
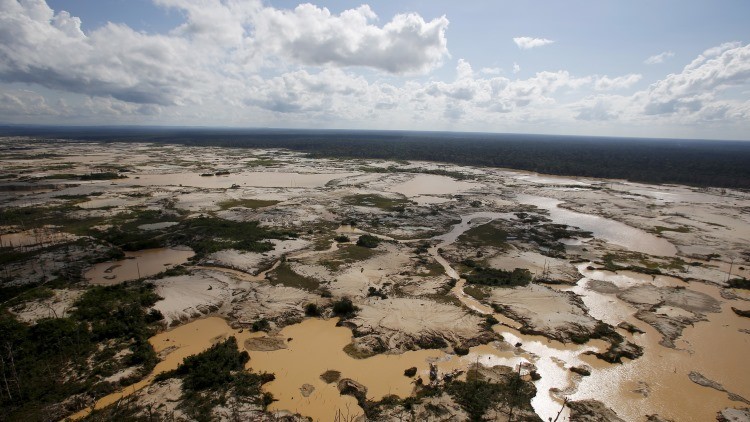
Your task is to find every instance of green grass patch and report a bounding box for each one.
[320,244,380,271]
[216,198,280,210]
[337,243,380,261]
[246,158,282,167]
[464,267,532,288]
[343,194,411,211]
[457,221,508,249]
[268,262,320,291]
[464,285,490,301]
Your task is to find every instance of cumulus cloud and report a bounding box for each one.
[245,68,369,114]
[0,1,748,138]
[0,90,62,116]
[0,0,205,106]
[480,67,502,75]
[513,37,555,50]
[641,42,750,115]
[0,0,450,109]
[594,74,642,91]
[251,4,449,73]
[644,51,674,65]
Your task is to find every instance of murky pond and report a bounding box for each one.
[118,171,358,189]
[84,247,194,285]
[0,228,75,248]
[388,174,480,197]
[73,316,533,422]
[517,194,677,256]
[569,270,750,421]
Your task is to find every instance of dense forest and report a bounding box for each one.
[2,126,750,189]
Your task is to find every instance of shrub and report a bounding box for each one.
[356,234,380,248]
[334,235,350,243]
[304,303,320,316]
[332,297,358,317]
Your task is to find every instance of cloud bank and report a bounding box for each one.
[0,1,749,139]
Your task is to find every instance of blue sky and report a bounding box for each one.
[2,0,750,139]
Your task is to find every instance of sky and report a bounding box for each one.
[1,1,750,140]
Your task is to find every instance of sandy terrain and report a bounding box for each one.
[2,138,749,422]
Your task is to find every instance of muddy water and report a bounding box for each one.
[252,318,447,421]
[119,171,357,189]
[429,213,614,420]
[0,228,75,248]
[84,247,194,285]
[69,317,242,420]
[517,194,677,256]
[569,269,750,421]
[388,174,480,197]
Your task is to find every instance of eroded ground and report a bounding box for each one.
[1,137,749,422]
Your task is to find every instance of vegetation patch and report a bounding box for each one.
[343,194,411,212]
[652,225,691,234]
[320,244,380,271]
[268,262,320,291]
[464,284,490,301]
[320,370,341,384]
[356,234,381,248]
[171,216,296,257]
[728,278,750,290]
[152,337,274,421]
[0,281,163,421]
[457,221,509,249]
[464,267,532,288]
[216,198,280,210]
[332,297,359,318]
[446,369,536,422]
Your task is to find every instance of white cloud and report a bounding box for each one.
[251,4,450,74]
[0,1,748,139]
[642,42,750,115]
[644,51,674,65]
[0,89,61,116]
[594,74,642,91]
[513,36,555,50]
[0,0,450,109]
[480,67,502,75]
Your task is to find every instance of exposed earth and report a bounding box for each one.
[1,138,749,422]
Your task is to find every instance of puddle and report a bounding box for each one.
[137,221,179,231]
[79,197,143,209]
[517,194,677,256]
[84,247,195,285]
[388,174,480,197]
[1,228,75,248]
[569,277,750,421]
[119,172,358,189]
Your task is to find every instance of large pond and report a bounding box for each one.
[517,194,677,256]
[388,174,480,197]
[117,172,358,189]
[84,247,194,285]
